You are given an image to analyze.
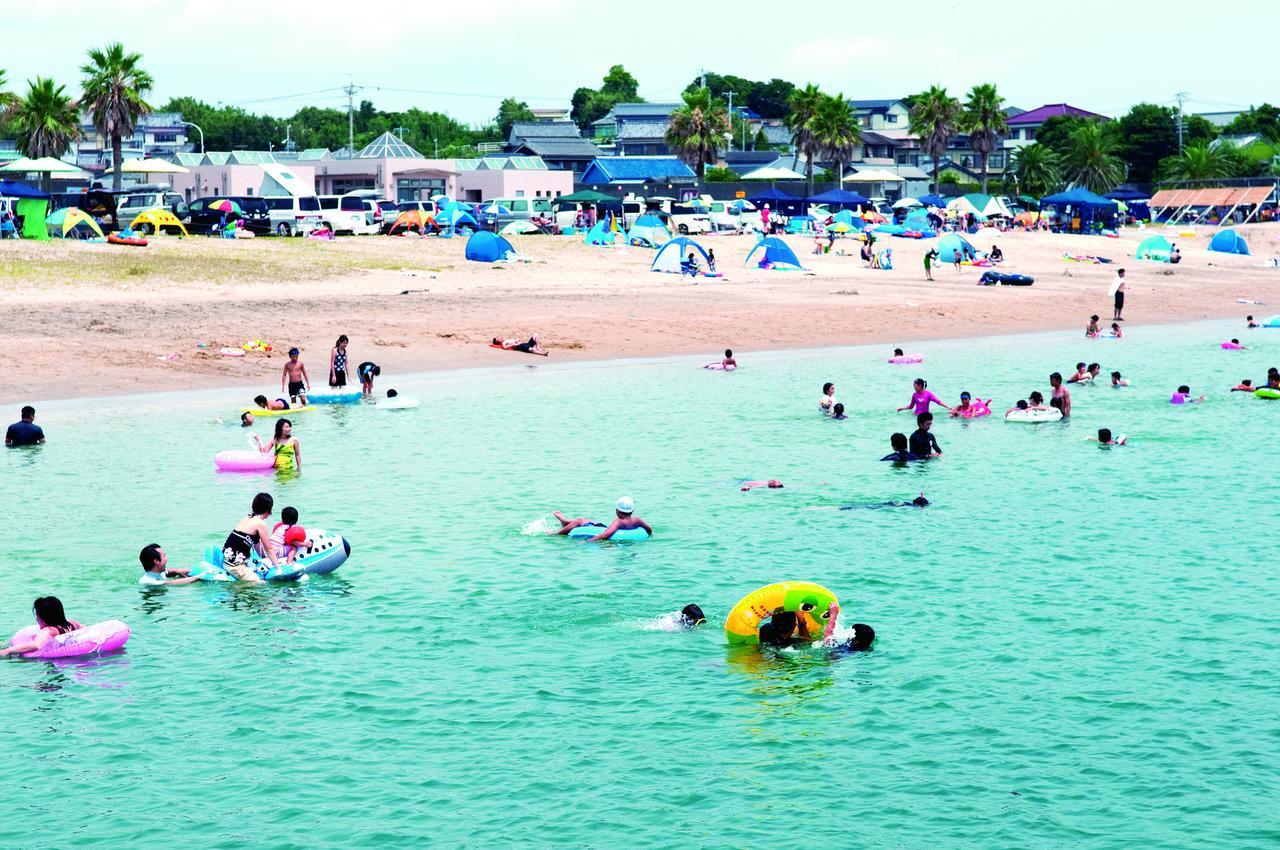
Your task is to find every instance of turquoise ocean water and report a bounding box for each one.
[2,320,1277,848]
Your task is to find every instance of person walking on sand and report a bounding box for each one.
[1110,269,1127,322]
[924,248,938,281]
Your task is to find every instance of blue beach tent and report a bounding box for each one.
[1208,228,1249,255]
[651,236,711,273]
[628,214,671,248]
[744,236,804,270]
[584,217,625,246]
[1135,234,1173,261]
[464,230,517,262]
[903,209,932,231]
[436,206,478,234]
[936,233,977,263]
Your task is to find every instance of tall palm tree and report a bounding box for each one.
[81,43,153,192]
[1063,122,1124,193]
[785,84,824,192]
[0,69,14,116]
[665,87,730,179]
[1010,143,1062,197]
[810,93,860,187]
[1159,142,1233,181]
[963,83,1007,194]
[11,77,80,159]
[908,85,961,194]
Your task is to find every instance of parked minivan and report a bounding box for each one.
[317,195,377,235]
[116,189,187,222]
[263,195,323,236]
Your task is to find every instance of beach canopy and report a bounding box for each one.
[651,236,711,274]
[103,158,189,175]
[584,216,625,246]
[464,230,517,262]
[130,208,188,236]
[1208,228,1250,255]
[807,188,869,208]
[628,213,671,248]
[45,206,103,238]
[903,209,933,231]
[936,233,977,263]
[1105,187,1149,202]
[1135,234,1173,261]
[0,156,87,175]
[389,209,433,234]
[558,189,620,204]
[500,220,539,236]
[747,187,799,205]
[892,197,921,209]
[1040,188,1117,211]
[744,236,804,270]
[917,193,947,207]
[435,206,477,230]
[0,179,48,198]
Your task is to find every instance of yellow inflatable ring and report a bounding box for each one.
[724,581,838,645]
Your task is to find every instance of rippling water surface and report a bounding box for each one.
[2,321,1278,848]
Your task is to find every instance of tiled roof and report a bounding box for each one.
[849,99,905,110]
[617,121,670,140]
[1007,104,1106,125]
[584,157,695,182]
[508,121,583,142]
[513,138,604,159]
[612,102,681,118]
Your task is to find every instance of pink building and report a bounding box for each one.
[170,158,317,201]
[453,156,574,203]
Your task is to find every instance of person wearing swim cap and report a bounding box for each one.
[678,604,706,628]
[549,497,653,542]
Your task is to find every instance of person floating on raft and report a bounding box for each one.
[549,497,652,542]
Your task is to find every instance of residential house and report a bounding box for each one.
[1003,103,1107,148]
[598,103,683,157]
[453,156,573,202]
[505,122,603,175]
[849,99,911,132]
[579,156,696,187]
[73,111,190,175]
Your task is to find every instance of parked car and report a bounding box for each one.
[116,189,187,224]
[263,194,323,236]
[667,203,710,235]
[184,196,272,236]
[396,200,439,218]
[317,195,377,235]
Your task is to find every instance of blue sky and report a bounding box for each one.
[3,1,1273,125]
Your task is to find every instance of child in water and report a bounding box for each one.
[270,506,311,564]
[1248,315,1259,328]
[1068,362,1091,383]
[1232,379,1255,392]
[253,394,289,411]
[831,403,847,420]
[720,349,736,369]
[1111,371,1129,387]
[1,597,82,656]
[897,378,950,415]
[1170,385,1205,404]
[1110,323,1123,338]
[1086,315,1101,337]
[1088,428,1127,446]
[820,382,836,415]
[550,497,652,542]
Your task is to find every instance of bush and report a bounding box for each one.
[704,166,740,183]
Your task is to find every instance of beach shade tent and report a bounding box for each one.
[1040,188,1118,230]
[893,197,922,209]
[0,156,89,190]
[388,209,433,234]
[557,189,622,204]
[500,220,539,236]
[481,203,512,216]
[917,193,947,208]
[0,179,48,199]
[833,209,856,225]
[936,233,977,263]
[747,187,805,215]
[45,206,104,239]
[651,236,712,274]
[435,206,478,234]
[744,236,805,270]
[1105,187,1149,202]
[584,217,626,246]
[628,214,671,248]
[741,164,806,181]
[0,180,50,240]
[464,230,518,262]
[1135,234,1173,261]
[949,194,1011,219]
[130,209,188,236]
[903,209,933,231]
[807,188,870,210]
[1208,228,1250,255]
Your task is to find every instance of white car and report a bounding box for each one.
[317,195,377,235]
[263,195,323,236]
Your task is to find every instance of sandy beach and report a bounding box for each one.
[3,223,1277,403]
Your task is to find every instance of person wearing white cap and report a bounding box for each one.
[548,496,652,542]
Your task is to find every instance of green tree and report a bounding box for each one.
[1225,104,1280,143]
[785,83,825,191]
[0,69,14,118]
[495,97,535,140]
[1035,114,1090,159]
[1010,143,1062,196]
[11,77,80,188]
[1063,122,1124,193]
[704,166,739,183]
[80,42,154,191]
[570,66,642,132]
[1110,103,1216,185]
[908,84,961,194]
[749,79,796,120]
[665,87,730,179]
[810,92,859,184]
[962,83,1007,193]
[1157,142,1235,181]
[600,64,639,100]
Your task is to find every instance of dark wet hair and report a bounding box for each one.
[960,391,971,399]
[724,349,732,358]
[386,389,398,398]
[33,597,75,634]
[1098,428,1113,443]
[240,412,252,426]
[281,506,299,525]
[758,611,799,647]
[1049,372,1063,385]
[1091,314,1099,321]
[1111,371,1122,380]
[335,334,348,347]
[274,418,291,440]
[917,411,933,426]
[833,403,845,416]
[680,604,706,626]
[1017,399,1029,409]
[1178,385,1190,394]
[21,405,35,419]
[890,432,908,451]
[846,623,875,652]
[893,348,904,356]
[139,543,163,571]
[254,395,268,407]
[912,494,930,507]
[914,378,926,388]
[288,347,300,356]
[251,492,274,516]
[1240,379,1253,387]
[1076,362,1086,370]
[822,382,834,395]
[1231,339,1239,345]
[1088,363,1099,371]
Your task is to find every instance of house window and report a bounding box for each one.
[990,153,1004,169]
[153,133,177,143]
[887,114,898,124]
[515,190,525,197]
[1025,129,1035,141]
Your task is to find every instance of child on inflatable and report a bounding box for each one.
[270,507,312,565]
[1,597,81,657]
[949,392,991,418]
[1232,379,1255,392]
[253,395,290,411]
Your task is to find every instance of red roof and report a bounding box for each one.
[1007,104,1107,125]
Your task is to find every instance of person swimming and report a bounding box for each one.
[1089,428,1127,446]
[0,597,84,657]
[880,432,922,462]
[1232,379,1255,392]
[757,610,811,648]
[1068,362,1090,383]
[1111,371,1129,387]
[839,493,929,510]
[831,402,847,420]
[252,394,289,411]
[678,604,706,628]
[1170,385,1205,404]
[1248,315,1259,328]
[550,497,653,541]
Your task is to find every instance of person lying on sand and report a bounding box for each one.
[493,335,547,355]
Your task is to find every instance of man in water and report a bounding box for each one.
[138,543,201,586]
[5,405,45,447]
[550,497,653,542]
[908,412,942,458]
[881,432,922,462]
[840,494,929,510]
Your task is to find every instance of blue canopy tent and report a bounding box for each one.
[744,236,804,270]
[1105,188,1148,202]
[584,216,626,246]
[936,234,977,263]
[0,180,49,199]
[1135,234,1173,261]
[903,209,934,233]
[917,193,947,208]
[1208,228,1250,255]
[464,230,517,262]
[747,188,804,215]
[435,206,478,237]
[628,214,671,248]
[1040,188,1118,232]
[807,188,869,210]
[651,237,712,274]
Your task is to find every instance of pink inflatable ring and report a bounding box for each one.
[888,353,924,364]
[214,449,274,472]
[8,620,130,659]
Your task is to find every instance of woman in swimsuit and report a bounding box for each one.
[258,419,301,472]
[1,597,83,656]
[329,335,349,388]
[897,378,951,415]
[221,493,280,582]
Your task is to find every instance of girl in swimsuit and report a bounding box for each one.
[330,335,349,388]
[897,378,951,415]
[1,597,83,656]
[221,493,280,582]
[258,419,301,472]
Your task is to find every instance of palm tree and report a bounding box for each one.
[81,43,153,192]
[785,84,824,192]
[0,69,14,116]
[1062,122,1124,193]
[908,85,961,194]
[1011,143,1062,197]
[963,83,1007,194]
[1159,142,1233,181]
[11,77,81,160]
[665,87,730,180]
[810,93,860,187]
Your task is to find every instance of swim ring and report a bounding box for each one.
[1004,408,1063,422]
[377,397,420,410]
[198,531,351,581]
[219,347,245,357]
[1262,316,1280,329]
[307,389,363,404]
[214,449,275,472]
[566,524,650,542]
[107,234,148,247]
[1255,388,1280,400]
[724,581,837,646]
[888,353,924,364]
[243,406,315,417]
[1220,342,1243,350]
[704,363,736,371]
[954,399,992,418]
[7,620,130,658]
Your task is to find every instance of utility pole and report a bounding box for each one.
[344,76,362,155]
[727,91,734,151]
[1175,91,1189,155]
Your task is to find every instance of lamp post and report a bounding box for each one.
[180,121,204,154]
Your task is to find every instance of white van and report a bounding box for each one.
[317,195,377,235]
[489,197,554,221]
[263,195,323,236]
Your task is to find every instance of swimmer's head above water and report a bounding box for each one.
[844,623,875,652]
[679,604,706,627]
[615,496,634,517]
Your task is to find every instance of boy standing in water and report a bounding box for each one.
[281,348,310,405]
